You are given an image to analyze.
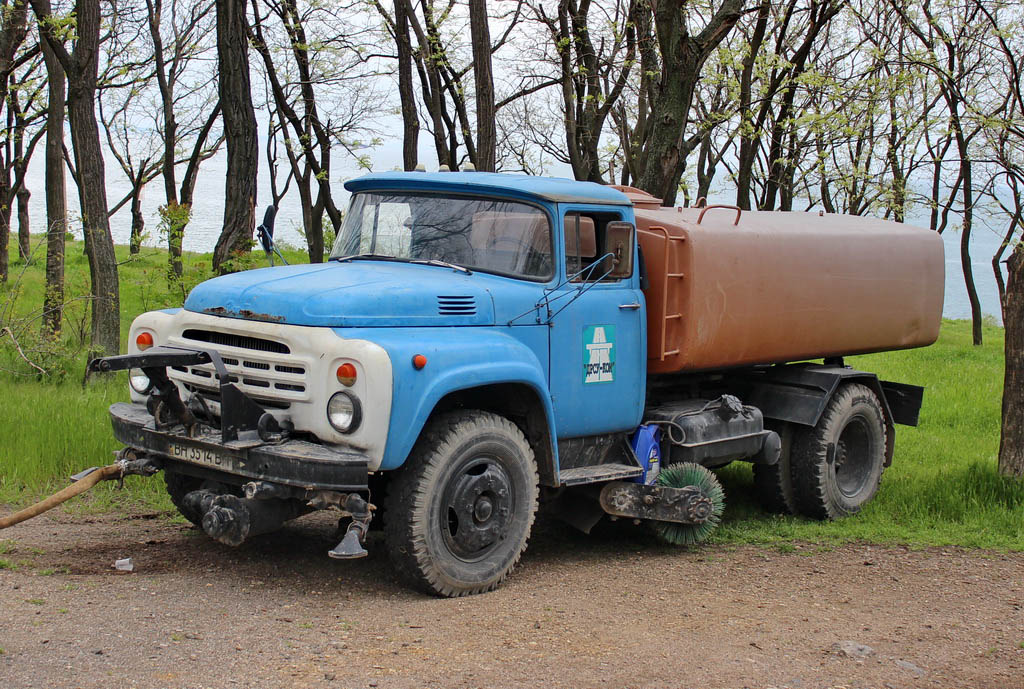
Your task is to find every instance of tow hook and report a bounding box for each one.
[307,492,374,560]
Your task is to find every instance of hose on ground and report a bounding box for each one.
[0,463,125,530]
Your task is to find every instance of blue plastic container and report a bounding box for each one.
[629,424,661,484]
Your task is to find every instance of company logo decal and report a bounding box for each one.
[583,325,615,384]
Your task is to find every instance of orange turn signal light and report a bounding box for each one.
[336,362,357,386]
[412,354,427,370]
[136,332,154,351]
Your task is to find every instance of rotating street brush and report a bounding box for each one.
[649,462,725,546]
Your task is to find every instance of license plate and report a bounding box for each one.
[167,442,230,469]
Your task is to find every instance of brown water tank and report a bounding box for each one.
[624,191,945,375]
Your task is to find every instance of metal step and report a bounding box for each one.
[558,462,643,487]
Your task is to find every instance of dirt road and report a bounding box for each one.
[1,508,1021,689]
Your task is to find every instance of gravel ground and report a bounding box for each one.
[1,507,1022,689]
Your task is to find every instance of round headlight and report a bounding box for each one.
[327,391,361,433]
[129,368,152,394]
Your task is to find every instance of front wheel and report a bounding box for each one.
[792,383,887,519]
[384,410,539,597]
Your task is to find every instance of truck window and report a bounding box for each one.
[333,193,554,280]
[565,212,629,282]
[358,200,413,255]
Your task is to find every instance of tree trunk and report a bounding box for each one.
[33,0,120,355]
[733,0,771,211]
[40,8,65,338]
[16,187,30,260]
[993,209,1021,317]
[66,76,121,356]
[951,108,982,346]
[999,242,1024,477]
[213,0,257,273]
[172,103,221,280]
[633,41,703,206]
[886,97,905,223]
[395,0,418,170]
[129,185,144,255]
[308,186,326,263]
[0,190,10,282]
[634,0,743,206]
[164,202,186,279]
[297,172,315,258]
[468,0,494,171]
[0,0,29,283]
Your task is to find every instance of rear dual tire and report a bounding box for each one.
[754,384,887,519]
[792,383,887,519]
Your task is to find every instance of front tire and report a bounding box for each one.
[384,410,539,597]
[792,383,887,519]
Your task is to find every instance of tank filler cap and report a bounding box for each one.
[715,394,746,420]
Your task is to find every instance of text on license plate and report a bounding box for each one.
[168,442,229,468]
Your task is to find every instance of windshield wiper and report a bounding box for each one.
[410,259,472,274]
[332,253,405,264]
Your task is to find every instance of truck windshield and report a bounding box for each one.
[330,192,554,280]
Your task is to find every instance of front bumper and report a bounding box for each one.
[111,402,368,492]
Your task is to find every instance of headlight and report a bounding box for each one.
[129,368,152,394]
[327,391,362,433]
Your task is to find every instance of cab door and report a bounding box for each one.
[547,207,646,438]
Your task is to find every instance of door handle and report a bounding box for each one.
[619,303,642,310]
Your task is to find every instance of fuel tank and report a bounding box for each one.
[620,188,945,375]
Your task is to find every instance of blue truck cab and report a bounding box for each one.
[97,171,925,596]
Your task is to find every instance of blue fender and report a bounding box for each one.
[335,326,558,474]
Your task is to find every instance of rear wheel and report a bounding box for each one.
[791,383,887,519]
[384,410,539,597]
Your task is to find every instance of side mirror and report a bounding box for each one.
[605,221,634,279]
[255,205,287,266]
[256,205,278,257]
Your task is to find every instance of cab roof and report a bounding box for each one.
[344,171,633,206]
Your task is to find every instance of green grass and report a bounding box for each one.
[713,319,1022,550]
[1,234,1021,549]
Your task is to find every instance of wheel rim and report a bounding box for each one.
[834,415,875,498]
[439,455,515,562]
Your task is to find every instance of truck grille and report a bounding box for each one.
[181,328,289,354]
[167,327,309,409]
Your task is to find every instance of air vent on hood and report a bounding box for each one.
[437,295,477,316]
